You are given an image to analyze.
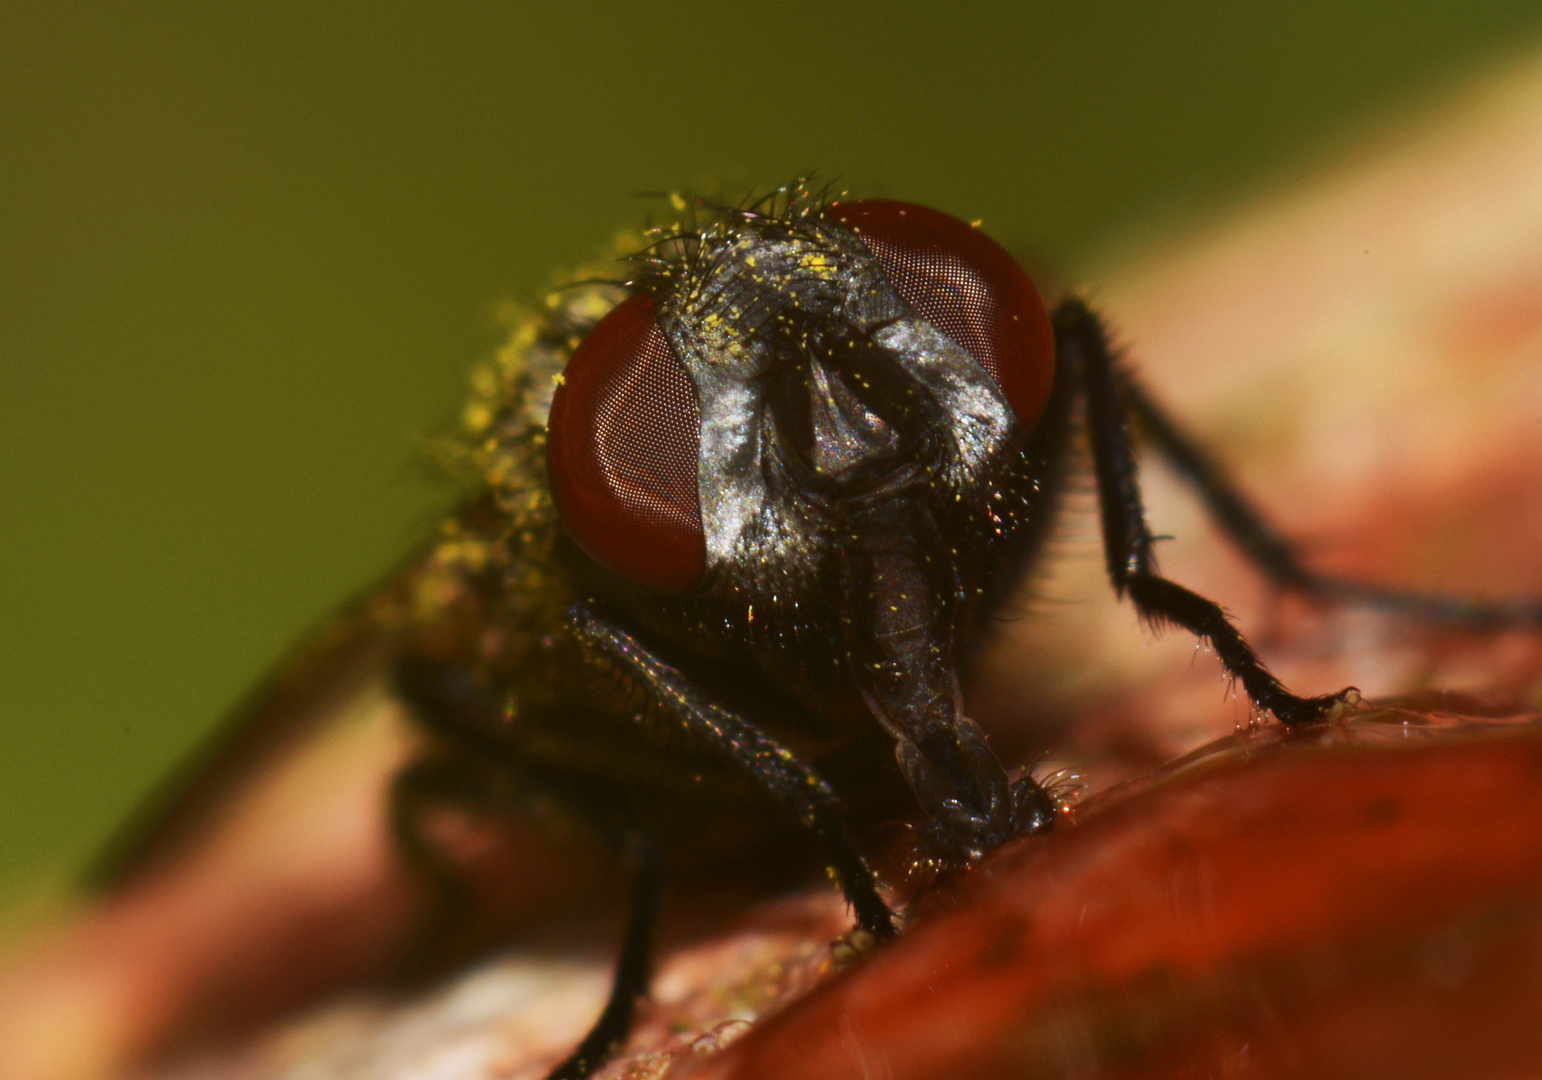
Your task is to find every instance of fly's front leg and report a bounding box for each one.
[568,602,897,942]
[1054,297,1356,726]
[1122,378,1542,628]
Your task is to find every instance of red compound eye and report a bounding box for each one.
[824,199,1055,431]
[546,292,706,592]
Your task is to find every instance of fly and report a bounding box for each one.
[92,181,1542,1080]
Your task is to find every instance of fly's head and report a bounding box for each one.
[546,187,1061,864]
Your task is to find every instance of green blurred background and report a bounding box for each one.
[4,3,1541,905]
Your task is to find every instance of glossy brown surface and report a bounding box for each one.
[687,711,1542,1080]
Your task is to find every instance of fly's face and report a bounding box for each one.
[547,196,1062,862]
[657,210,1015,573]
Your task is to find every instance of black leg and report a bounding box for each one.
[569,602,898,941]
[1122,377,1542,628]
[545,847,660,1080]
[1054,297,1354,726]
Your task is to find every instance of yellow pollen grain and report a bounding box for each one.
[463,401,493,433]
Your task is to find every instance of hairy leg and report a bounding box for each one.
[1121,377,1542,627]
[1054,297,1354,725]
[568,602,897,941]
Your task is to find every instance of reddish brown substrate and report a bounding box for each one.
[689,711,1542,1080]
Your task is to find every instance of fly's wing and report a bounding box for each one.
[82,545,434,893]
